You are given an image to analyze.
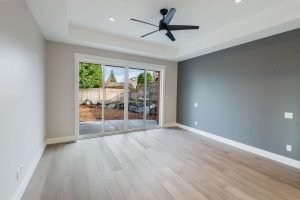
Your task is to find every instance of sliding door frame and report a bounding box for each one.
[74,53,165,139]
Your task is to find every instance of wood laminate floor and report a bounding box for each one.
[22,128,300,200]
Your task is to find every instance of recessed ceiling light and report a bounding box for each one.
[235,0,242,3]
[109,17,115,22]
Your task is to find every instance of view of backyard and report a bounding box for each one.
[80,106,157,121]
[79,62,160,135]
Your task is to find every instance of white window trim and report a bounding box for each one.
[74,53,166,139]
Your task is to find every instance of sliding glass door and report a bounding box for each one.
[78,63,161,137]
[128,68,145,130]
[103,66,125,133]
[146,70,160,127]
[79,62,103,136]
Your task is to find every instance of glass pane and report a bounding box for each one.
[146,70,160,127]
[103,66,125,133]
[79,62,103,135]
[128,68,145,129]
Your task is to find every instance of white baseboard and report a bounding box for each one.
[175,123,300,170]
[164,123,177,128]
[13,136,77,199]
[13,144,46,200]
[45,135,77,145]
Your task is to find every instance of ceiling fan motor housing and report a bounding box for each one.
[159,20,168,30]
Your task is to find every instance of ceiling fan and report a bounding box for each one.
[130,8,199,42]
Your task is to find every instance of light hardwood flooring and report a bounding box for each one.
[22,128,300,200]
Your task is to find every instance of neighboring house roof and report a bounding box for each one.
[105,82,124,89]
[128,77,137,89]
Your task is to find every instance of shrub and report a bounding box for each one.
[79,63,103,88]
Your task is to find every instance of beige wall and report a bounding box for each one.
[0,2,45,200]
[45,41,177,139]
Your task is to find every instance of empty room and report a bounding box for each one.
[1,0,300,200]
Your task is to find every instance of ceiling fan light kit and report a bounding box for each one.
[131,8,199,42]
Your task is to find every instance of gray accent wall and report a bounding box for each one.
[177,28,300,161]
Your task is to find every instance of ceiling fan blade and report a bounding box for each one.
[166,31,175,41]
[169,25,199,31]
[163,8,176,25]
[141,30,159,37]
[130,18,159,27]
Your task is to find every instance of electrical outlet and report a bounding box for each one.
[286,145,292,152]
[284,112,293,119]
[194,103,198,108]
[194,121,198,126]
[16,168,21,181]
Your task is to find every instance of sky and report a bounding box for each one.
[104,66,154,83]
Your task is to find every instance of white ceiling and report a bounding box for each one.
[26,0,300,61]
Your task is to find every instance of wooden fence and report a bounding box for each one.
[80,83,158,105]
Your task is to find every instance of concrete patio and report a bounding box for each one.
[79,120,158,135]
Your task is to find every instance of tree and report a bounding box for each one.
[79,63,103,88]
[137,72,154,85]
[107,70,117,83]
